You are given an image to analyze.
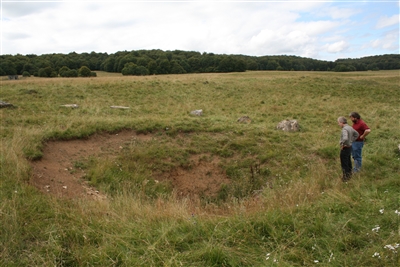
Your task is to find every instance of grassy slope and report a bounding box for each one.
[0,71,399,266]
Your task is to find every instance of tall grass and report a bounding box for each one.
[1,71,399,266]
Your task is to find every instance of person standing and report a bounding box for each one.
[349,112,371,172]
[338,117,359,181]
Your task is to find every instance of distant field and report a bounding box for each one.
[94,70,123,77]
[1,70,399,266]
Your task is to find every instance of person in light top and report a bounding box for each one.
[338,116,359,181]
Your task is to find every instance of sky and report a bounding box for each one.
[1,0,399,61]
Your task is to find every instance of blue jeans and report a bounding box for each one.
[352,141,364,172]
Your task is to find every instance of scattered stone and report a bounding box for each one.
[0,101,15,108]
[276,119,300,132]
[190,109,203,116]
[110,106,130,109]
[237,116,251,123]
[60,104,79,108]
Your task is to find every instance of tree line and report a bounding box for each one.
[0,50,398,77]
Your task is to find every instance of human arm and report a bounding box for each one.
[359,128,371,140]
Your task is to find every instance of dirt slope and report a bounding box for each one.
[29,131,229,200]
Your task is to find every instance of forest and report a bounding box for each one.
[1,49,399,77]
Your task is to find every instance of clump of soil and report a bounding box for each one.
[29,131,229,200]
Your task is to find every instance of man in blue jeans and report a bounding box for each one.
[349,112,371,173]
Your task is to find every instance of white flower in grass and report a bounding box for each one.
[328,252,334,262]
[266,253,270,260]
[384,245,395,250]
[372,252,381,258]
[379,209,384,214]
[314,260,319,263]
[395,210,400,216]
[372,225,380,232]
[384,244,399,253]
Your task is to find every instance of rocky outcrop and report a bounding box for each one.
[277,119,300,132]
[0,101,15,108]
[237,116,251,123]
[190,109,203,116]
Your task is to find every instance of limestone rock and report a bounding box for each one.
[237,116,251,123]
[190,109,203,116]
[110,106,130,109]
[0,101,15,108]
[277,119,300,132]
[60,104,79,108]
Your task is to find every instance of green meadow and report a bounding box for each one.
[1,70,399,266]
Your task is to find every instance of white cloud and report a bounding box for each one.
[376,14,399,29]
[2,2,60,18]
[368,28,399,51]
[3,32,30,40]
[1,1,398,61]
[288,20,341,36]
[331,8,360,20]
[325,41,349,53]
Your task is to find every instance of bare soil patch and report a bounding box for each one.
[29,131,229,200]
[158,154,230,198]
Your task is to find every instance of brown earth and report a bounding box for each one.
[29,130,230,200]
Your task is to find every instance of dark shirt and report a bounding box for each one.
[352,119,370,142]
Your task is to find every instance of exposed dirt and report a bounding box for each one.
[29,130,230,200]
[157,154,230,198]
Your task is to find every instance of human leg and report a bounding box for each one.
[340,147,352,181]
[351,141,364,172]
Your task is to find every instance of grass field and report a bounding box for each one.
[1,70,399,266]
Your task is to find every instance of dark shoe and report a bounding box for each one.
[342,174,351,182]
